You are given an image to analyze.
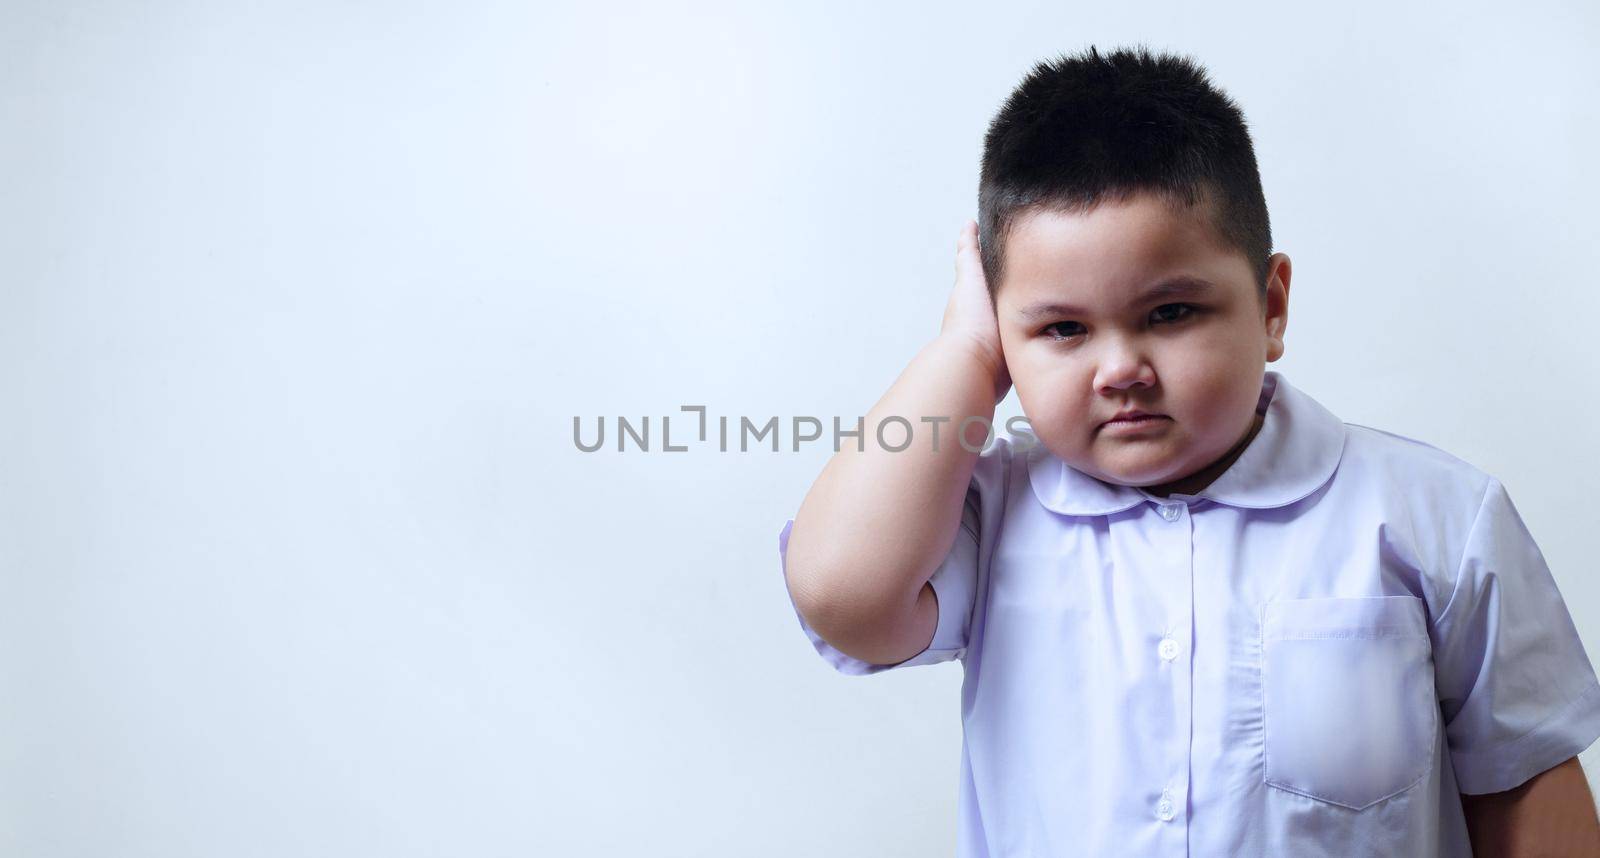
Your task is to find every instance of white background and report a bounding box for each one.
[3,1,1598,855]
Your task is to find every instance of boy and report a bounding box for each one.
[777,45,1600,856]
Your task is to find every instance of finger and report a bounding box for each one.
[956,221,987,287]
[956,221,975,276]
[956,221,975,259]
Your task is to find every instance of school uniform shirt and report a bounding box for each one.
[776,370,1600,857]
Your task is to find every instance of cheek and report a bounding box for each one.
[1006,342,1070,382]
[1012,370,1090,441]
[1010,343,1096,390]
[1008,355,1063,410]
[1014,357,1094,417]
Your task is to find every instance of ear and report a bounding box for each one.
[1263,252,1291,363]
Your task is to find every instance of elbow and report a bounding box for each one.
[782,521,928,646]
[784,557,901,646]
[785,558,866,641]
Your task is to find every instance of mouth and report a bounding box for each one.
[1102,411,1168,427]
[1100,413,1170,431]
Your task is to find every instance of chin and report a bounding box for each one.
[1089,459,1181,487]
[1090,439,1195,479]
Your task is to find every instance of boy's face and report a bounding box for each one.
[994,191,1290,494]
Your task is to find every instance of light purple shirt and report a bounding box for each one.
[777,370,1600,856]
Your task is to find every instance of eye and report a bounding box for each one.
[1040,304,1200,341]
[1041,321,1084,341]
[1151,303,1197,324]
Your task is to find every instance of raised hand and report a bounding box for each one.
[939,219,1012,405]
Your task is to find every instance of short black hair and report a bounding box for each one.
[978,44,1272,304]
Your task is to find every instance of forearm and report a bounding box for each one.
[785,333,1000,632]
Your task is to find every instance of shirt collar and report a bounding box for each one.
[1025,370,1347,516]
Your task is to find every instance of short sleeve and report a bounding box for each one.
[776,483,982,676]
[1430,476,1600,795]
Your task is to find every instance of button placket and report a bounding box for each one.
[1149,498,1192,832]
[1142,496,1193,834]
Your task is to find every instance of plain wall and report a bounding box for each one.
[2,1,1597,855]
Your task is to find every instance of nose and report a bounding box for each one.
[1093,341,1156,394]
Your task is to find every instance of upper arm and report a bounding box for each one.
[1431,476,1600,795]
[1460,756,1600,856]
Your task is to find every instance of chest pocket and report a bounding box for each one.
[1260,595,1438,811]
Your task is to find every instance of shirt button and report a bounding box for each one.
[1160,503,1181,521]
[1158,637,1179,661]
[1157,799,1174,821]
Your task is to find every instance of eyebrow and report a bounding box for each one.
[1016,275,1219,322]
